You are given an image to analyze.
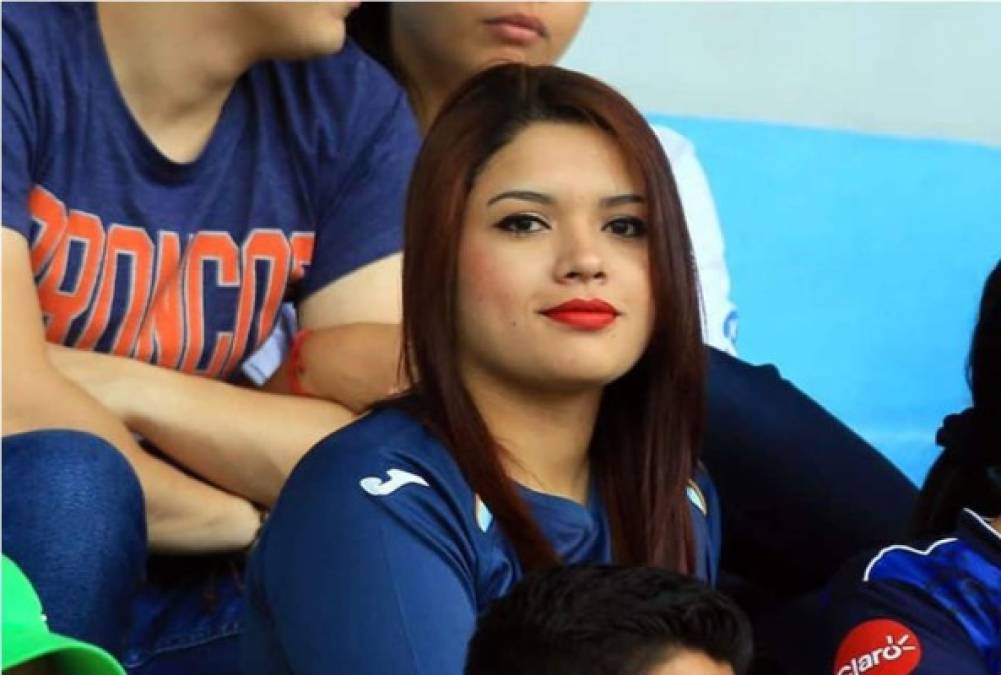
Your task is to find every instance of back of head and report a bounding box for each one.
[465,565,752,675]
[911,261,1001,538]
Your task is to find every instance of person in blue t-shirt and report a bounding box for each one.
[822,261,1001,675]
[1,3,419,673]
[243,63,722,675]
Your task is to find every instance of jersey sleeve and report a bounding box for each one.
[2,9,39,237]
[297,65,420,300]
[826,579,991,675]
[653,124,738,355]
[244,428,479,675]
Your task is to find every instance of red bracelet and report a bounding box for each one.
[288,328,314,397]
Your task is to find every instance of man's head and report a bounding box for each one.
[465,565,752,675]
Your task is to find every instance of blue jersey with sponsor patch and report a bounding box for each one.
[826,509,1001,675]
[244,406,721,675]
[2,3,418,378]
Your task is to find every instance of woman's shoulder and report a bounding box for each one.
[296,405,460,483]
[280,405,478,532]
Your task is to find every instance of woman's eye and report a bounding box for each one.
[603,217,647,238]
[495,214,548,235]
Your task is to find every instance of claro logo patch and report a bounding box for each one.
[833,619,922,675]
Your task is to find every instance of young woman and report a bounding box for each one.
[249,1,916,601]
[242,64,719,674]
[823,262,1001,674]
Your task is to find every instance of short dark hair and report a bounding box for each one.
[465,565,753,675]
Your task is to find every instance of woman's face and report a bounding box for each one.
[392,2,589,77]
[456,122,654,396]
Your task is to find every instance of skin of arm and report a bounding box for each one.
[266,254,409,412]
[47,344,353,507]
[48,254,405,506]
[2,230,260,554]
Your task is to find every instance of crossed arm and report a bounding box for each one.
[3,228,403,552]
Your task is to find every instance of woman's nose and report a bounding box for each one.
[553,228,606,283]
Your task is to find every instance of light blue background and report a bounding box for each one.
[650,115,1000,484]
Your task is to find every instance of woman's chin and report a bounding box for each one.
[522,364,635,395]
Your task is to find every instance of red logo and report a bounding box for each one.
[833,619,922,675]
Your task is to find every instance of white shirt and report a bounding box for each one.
[651,122,738,355]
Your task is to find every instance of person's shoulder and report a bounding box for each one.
[3,2,81,33]
[829,534,964,616]
[845,515,1001,617]
[826,532,998,675]
[856,534,966,587]
[3,3,90,66]
[828,533,970,616]
[298,405,444,474]
[249,39,418,186]
[313,39,404,101]
[3,3,91,53]
[259,38,411,128]
[3,3,92,168]
[829,524,1001,651]
[288,405,474,512]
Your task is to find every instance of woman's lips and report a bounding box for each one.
[541,299,619,331]
[483,14,547,46]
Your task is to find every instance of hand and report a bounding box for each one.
[149,489,263,554]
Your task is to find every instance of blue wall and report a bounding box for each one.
[651,115,1001,484]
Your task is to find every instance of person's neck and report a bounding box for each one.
[97,4,257,163]
[992,515,1001,535]
[464,372,601,505]
[388,20,462,133]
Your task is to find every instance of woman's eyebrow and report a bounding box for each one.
[486,191,645,208]
[486,190,554,206]
[601,193,645,208]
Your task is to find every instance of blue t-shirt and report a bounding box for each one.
[826,509,1001,675]
[244,406,721,675]
[2,4,419,378]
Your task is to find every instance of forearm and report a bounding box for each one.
[112,358,355,506]
[266,322,407,412]
[3,229,257,553]
[3,370,259,554]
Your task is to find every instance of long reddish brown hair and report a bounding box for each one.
[399,64,705,572]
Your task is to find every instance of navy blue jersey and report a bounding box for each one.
[2,4,418,378]
[826,509,1001,674]
[244,406,720,674]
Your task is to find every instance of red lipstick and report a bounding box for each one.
[541,299,619,331]
[484,13,548,45]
